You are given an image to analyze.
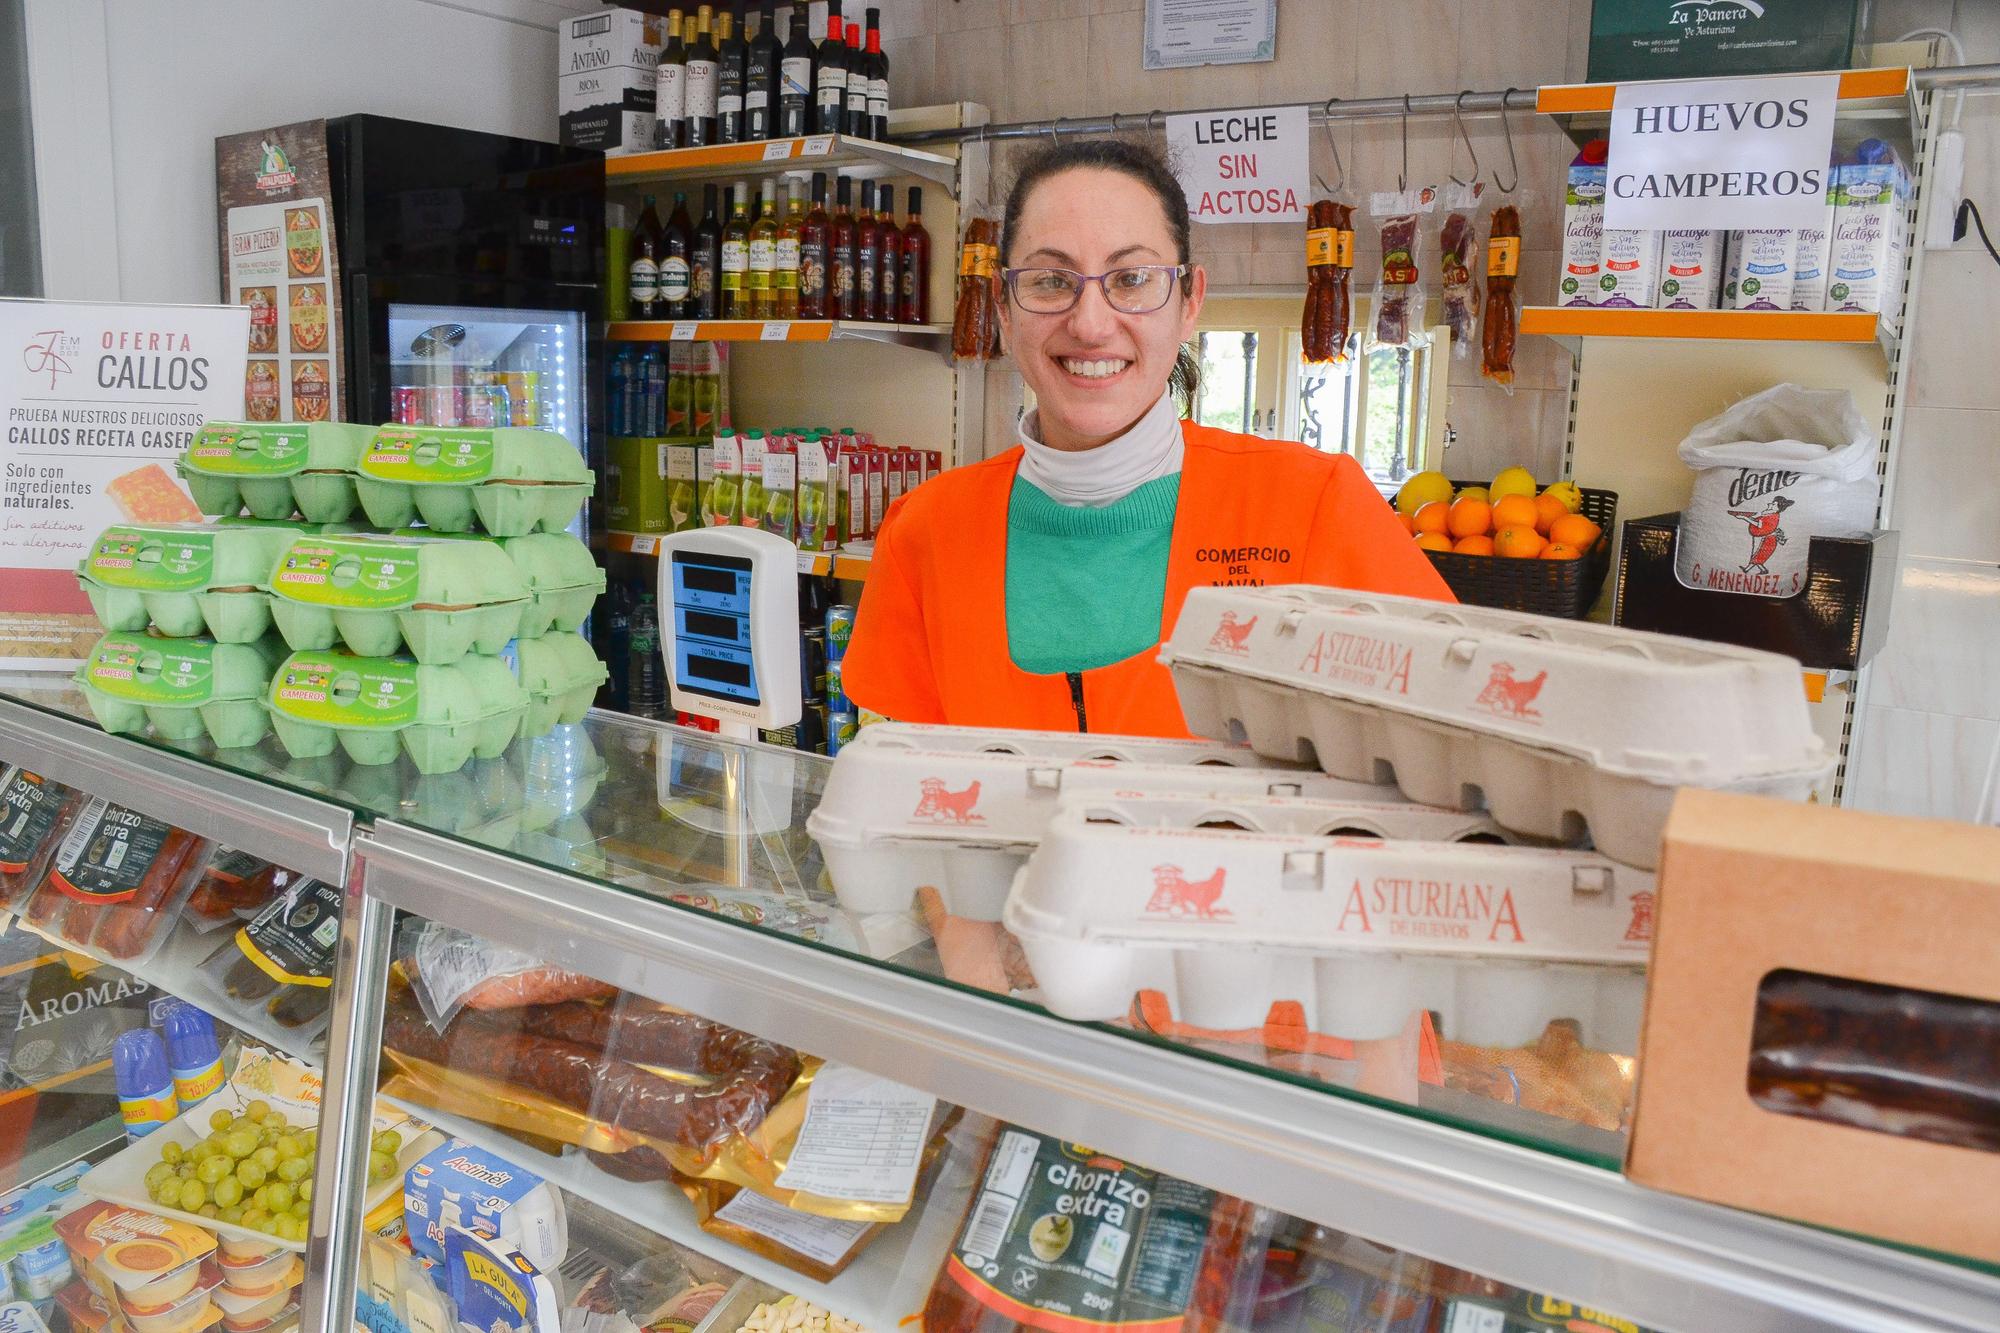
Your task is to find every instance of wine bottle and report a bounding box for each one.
[662,192,694,317]
[745,0,780,140]
[656,8,687,150]
[776,177,805,319]
[692,183,723,319]
[716,2,746,144]
[813,0,846,136]
[685,5,719,147]
[875,185,901,325]
[630,194,664,319]
[865,8,889,142]
[843,20,868,139]
[798,172,830,319]
[721,182,752,318]
[900,185,930,325]
[830,175,857,320]
[779,0,813,138]
[748,178,780,320]
[854,179,880,322]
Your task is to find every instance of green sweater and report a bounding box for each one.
[1005,473,1181,675]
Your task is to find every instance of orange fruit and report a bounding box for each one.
[1491,494,1539,533]
[1533,492,1569,534]
[1493,526,1546,559]
[1446,496,1491,539]
[1414,531,1454,552]
[1412,501,1451,536]
[1541,542,1583,560]
[1452,534,1494,555]
[1548,514,1603,550]
[1395,510,1416,535]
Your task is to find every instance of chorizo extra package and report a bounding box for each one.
[0,768,83,911]
[22,800,213,967]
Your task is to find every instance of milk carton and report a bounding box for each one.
[1656,230,1725,310]
[1828,139,1911,323]
[1789,173,1838,312]
[1724,230,1798,310]
[1559,141,1609,306]
[1597,228,1662,307]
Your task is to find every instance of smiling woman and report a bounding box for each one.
[841,137,1455,740]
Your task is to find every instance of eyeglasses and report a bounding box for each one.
[1002,264,1188,315]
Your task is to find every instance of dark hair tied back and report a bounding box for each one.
[1002,137,1201,414]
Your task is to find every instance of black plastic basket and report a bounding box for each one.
[1422,483,1619,619]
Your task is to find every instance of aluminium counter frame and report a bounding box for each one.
[0,698,1993,1333]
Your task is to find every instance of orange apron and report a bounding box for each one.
[842,421,1454,737]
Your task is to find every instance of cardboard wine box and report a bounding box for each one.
[1627,789,2000,1263]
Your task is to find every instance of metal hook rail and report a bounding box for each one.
[890,64,2000,145]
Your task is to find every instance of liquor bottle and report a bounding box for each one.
[854,179,881,322]
[630,194,664,318]
[607,345,630,435]
[843,20,868,139]
[685,5,719,147]
[692,183,723,319]
[798,171,830,318]
[657,8,688,150]
[661,191,694,316]
[776,177,805,319]
[630,592,665,719]
[748,178,780,320]
[779,0,813,138]
[874,185,901,324]
[830,175,857,320]
[900,185,931,324]
[864,8,889,142]
[601,575,632,711]
[721,181,752,317]
[813,0,846,136]
[716,3,746,144]
[745,0,780,140]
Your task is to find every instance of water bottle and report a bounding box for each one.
[162,1001,225,1112]
[644,343,668,437]
[629,592,665,718]
[608,347,630,436]
[112,1029,177,1140]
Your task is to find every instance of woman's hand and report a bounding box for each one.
[916,887,1037,993]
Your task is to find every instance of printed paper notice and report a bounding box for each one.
[1144,0,1276,70]
[715,1189,872,1266]
[775,1063,936,1205]
[1606,74,1838,231]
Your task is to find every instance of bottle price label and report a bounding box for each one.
[629,534,659,555]
[803,136,834,155]
[762,141,795,161]
[761,322,790,341]
[671,321,699,340]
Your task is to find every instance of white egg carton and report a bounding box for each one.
[806,721,1404,920]
[1162,586,1831,869]
[1003,801,1653,1049]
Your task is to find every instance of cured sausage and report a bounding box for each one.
[26,800,209,961]
[187,852,289,923]
[0,771,81,911]
[513,1000,800,1084]
[382,994,798,1149]
[1301,201,1354,364]
[1481,205,1521,385]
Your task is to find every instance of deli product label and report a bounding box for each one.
[84,526,217,592]
[361,427,497,485]
[234,877,340,988]
[49,799,176,903]
[0,769,71,874]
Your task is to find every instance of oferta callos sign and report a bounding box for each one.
[1604,72,1837,231]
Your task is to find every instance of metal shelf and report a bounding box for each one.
[1520,306,1898,361]
[0,697,353,885]
[606,134,960,194]
[608,318,950,351]
[350,821,2000,1333]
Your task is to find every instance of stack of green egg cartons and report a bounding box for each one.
[258,423,605,774]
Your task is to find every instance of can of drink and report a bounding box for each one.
[391,386,421,424]
[825,604,855,660]
[465,386,496,427]
[827,709,857,755]
[799,628,827,702]
[503,372,540,426]
[797,703,828,755]
[826,657,848,712]
[424,385,458,426]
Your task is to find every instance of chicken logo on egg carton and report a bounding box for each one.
[1207,611,1257,655]
[911,778,984,824]
[1472,662,1547,723]
[1624,891,1655,944]
[1145,864,1232,919]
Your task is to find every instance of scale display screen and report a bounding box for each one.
[669,550,761,706]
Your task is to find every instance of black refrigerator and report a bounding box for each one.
[323,114,605,483]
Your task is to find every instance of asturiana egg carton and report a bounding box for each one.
[806,721,1404,920]
[1161,586,1830,869]
[1004,799,1653,1050]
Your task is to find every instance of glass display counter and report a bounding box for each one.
[0,688,1991,1333]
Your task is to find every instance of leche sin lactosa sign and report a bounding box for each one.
[1166,105,1309,224]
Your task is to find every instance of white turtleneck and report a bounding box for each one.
[1016,390,1184,507]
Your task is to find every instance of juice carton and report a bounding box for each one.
[1559,140,1609,306]
[797,434,838,551]
[883,448,906,511]
[899,448,923,499]
[760,434,797,540]
[1655,230,1724,310]
[1828,139,1911,323]
[737,431,767,529]
[665,443,699,532]
[864,450,887,536]
[703,433,740,526]
[1724,230,1797,310]
[924,450,942,482]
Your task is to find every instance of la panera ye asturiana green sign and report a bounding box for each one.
[1587,0,1866,83]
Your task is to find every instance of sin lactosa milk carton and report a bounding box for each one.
[1790,165,1838,312]
[1724,229,1798,310]
[1559,141,1608,306]
[1828,139,1911,324]
[1656,230,1724,309]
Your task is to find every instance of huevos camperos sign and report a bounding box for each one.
[1605,72,1838,231]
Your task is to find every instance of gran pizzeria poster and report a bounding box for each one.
[0,298,248,668]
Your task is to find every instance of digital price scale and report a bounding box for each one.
[656,528,801,740]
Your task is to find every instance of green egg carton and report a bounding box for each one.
[77,522,297,641]
[265,648,526,775]
[265,532,529,665]
[510,632,609,737]
[497,533,606,637]
[355,425,593,536]
[178,421,373,521]
[73,631,287,748]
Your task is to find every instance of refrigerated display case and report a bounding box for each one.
[0,687,1992,1333]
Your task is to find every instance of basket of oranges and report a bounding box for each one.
[1394,468,1617,619]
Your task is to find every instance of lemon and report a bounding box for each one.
[1454,485,1489,504]
[1490,466,1538,501]
[1395,470,1453,516]
[1540,480,1584,514]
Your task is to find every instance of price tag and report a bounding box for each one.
[760,322,789,341]
[795,549,817,574]
[669,321,698,341]
[762,140,795,161]
[802,136,834,156]
[774,1064,937,1205]
[628,534,659,556]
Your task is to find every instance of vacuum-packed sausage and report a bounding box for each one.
[27,799,209,960]
[0,770,81,911]
[514,999,799,1082]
